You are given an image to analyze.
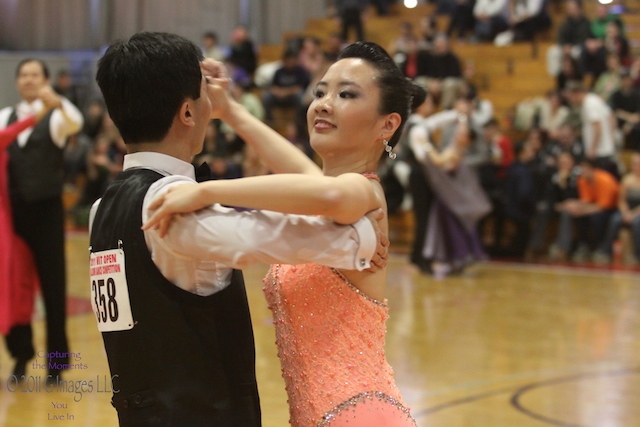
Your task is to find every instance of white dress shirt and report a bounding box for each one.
[581,93,616,158]
[407,114,435,163]
[474,0,508,18]
[90,152,376,296]
[0,97,84,148]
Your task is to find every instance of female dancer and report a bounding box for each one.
[145,42,419,426]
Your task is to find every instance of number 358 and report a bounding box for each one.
[92,278,119,323]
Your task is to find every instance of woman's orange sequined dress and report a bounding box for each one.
[264,263,417,426]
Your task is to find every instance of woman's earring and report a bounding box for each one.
[383,139,396,159]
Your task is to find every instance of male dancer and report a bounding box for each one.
[0,59,83,379]
[91,31,387,427]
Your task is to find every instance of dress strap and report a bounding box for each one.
[361,172,380,182]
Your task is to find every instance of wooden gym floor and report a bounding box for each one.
[1,232,639,427]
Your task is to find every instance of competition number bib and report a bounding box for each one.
[90,248,134,332]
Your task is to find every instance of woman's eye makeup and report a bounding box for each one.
[339,91,357,98]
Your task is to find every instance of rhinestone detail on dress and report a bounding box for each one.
[318,391,417,426]
[330,268,387,307]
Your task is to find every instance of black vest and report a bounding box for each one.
[7,109,63,202]
[89,168,261,427]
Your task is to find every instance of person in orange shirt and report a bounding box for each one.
[556,158,619,262]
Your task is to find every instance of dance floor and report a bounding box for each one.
[1,232,639,427]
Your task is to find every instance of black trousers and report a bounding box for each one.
[6,195,69,369]
[409,162,433,269]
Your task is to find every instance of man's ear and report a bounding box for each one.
[178,100,195,127]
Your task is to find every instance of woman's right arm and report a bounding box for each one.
[203,59,322,176]
[0,116,37,148]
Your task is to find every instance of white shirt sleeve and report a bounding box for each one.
[424,110,458,132]
[408,125,433,163]
[143,177,377,272]
[525,0,543,16]
[474,0,507,17]
[49,97,84,148]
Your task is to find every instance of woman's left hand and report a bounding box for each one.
[142,183,210,237]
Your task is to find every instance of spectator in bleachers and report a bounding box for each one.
[73,134,122,223]
[565,80,618,177]
[546,123,584,164]
[398,37,429,79]
[82,99,107,140]
[579,37,608,87]
[538,89,571,140]
[504,140,537,257]
[335,0,368,42]
[225,57,253,90]
[554,158,619,263]
[423,35,464,109]
[610,69,640,151]
[227,25,257,78]
[62,133,90,188]
[593,152,640,265]
[529,150,580,260]
[389,21,417,59]
[593,53,623,102]
[53,69,81,108]
[202,31,225,62]
[297,36,324,76]
[262,48,311,126]
[590,3,625,41]
[418,14,440,50]
[371,0,390,16]
[546,0,592,77]
[473,0,508,42]
[508,0,552,42]
[192,120,244,184]
[208,157,244,180]
[556,54,583,91]
[220,81,265,158]
[282,121,312,161]
[446,0,476,42]
[630,55,640,89]
[603,20,630,66]
[323,32,345,63]
[194,120,229,165]
[477,118,513,255]
[523,128,555,202]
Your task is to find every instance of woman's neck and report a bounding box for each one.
[321,155,379,177]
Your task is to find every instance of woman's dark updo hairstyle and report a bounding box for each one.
[337,41,426,149]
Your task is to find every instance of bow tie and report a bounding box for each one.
[194,162,212,183]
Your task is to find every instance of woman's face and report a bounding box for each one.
[307,58,389,158]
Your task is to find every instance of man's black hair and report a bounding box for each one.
[96,32,204,144]
[16,58,50,80]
